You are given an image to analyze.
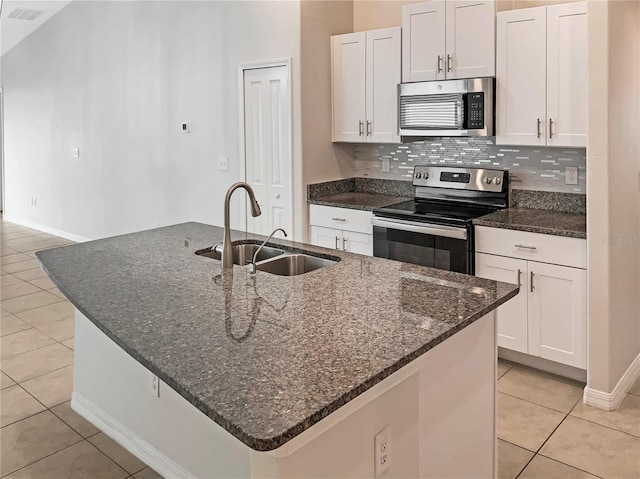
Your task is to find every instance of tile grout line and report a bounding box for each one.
[497,390,580,415]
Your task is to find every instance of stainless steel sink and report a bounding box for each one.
[196,243,285,265]
[254,254,337,276]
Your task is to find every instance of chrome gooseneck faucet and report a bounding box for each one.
[222,182,262,269]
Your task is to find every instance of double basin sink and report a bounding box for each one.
[195,241,338,276]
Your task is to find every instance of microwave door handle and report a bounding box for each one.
[371,217,467,240]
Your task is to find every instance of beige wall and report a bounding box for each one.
[587,0,640,393]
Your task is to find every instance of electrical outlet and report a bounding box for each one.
[150,373,160,398]
[218,156,229,171]
[381,158,390,173]
[73,147,80,159]
[181,121,191,133]
[30,197,38,207]
[565,166,578,185]
[374,426,391,477]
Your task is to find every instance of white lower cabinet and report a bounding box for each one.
[309,205,373,256]
[475,227,587,369]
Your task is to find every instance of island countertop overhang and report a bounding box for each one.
[36,222,519,451]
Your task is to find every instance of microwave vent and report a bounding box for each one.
[400,93,462,130]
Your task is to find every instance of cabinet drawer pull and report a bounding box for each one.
[342,237,347,251]
[537,118,542,138]
[530,271,535,293]
[437,55,443,73]
[517,269,522,287]
[515,244,537,251]
[335,236,340,250]
[447,54,453,72]
[359,120,364,136]
[549,118,554,139]
[331,217,346,222]
[366,121,372,136]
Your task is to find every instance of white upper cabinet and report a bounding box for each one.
[402,0,495,83]
[332,27,401,143]
[496,2,587,147]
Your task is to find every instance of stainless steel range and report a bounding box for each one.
[372,166,508,274]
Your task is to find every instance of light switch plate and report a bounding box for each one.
[565,166,578,185]
[218,156,229,171]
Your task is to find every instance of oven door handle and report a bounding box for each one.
[371,217,467,240]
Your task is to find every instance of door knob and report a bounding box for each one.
[275,193,280,199]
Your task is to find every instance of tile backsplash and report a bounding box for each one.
[339,137,586,194]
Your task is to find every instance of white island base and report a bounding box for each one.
[72,310,497,479]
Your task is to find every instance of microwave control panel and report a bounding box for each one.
[464,93,485,130]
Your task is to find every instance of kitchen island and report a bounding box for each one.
[36,223,518,478]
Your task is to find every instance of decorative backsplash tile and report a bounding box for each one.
[337,137,586,194]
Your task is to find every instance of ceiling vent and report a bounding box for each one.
[7,8,44,21]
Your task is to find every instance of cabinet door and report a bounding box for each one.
[366,27,401,143]
[528,262,587,369]
[344,230,373,257]
[475,253,529,353]
[546,2,587,147]
[496,8,547,146]
[445,0,495,79]
[332,32,366,142]
[310,225,341,251]
[402,1,446,82]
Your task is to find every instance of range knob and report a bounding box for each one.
[484,177,493,184]
[415,172,422,179]
[494,177,502,185]
[423,172,429,179]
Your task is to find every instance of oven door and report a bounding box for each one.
[371,217,472,274]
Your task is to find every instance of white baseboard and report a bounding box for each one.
[71,393,193,479]
[2,216,92,243]
[584,353,640,411]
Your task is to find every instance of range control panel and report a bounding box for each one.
[412,166,506,192]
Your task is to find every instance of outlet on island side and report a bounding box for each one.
[150,373,160,398]
[374,425,391,477]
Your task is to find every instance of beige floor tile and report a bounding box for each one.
[498,439,534,479]
[21,365,74,408]
[16,300,74,326]
[1,313,32,336]
[1,253,32,265]
[51,401,100,438]
[571,394,640,437]
[520,455,600,478]
[1,282,42,300]
[0,411,82,476]
[498,393,565,451]
[629,376,640,397]
[541,415,640,479]
[3,441,129,479]
[1,247,19,256]
[2,259,40,274]
[1,274,23,287]
[134,467,164,479]
[89,433,147,474]
[62,338,75,350]
[12,268,48,282]
[36,316,74,341]
[1,370,16,389]
[0,343,74,382]
[2,290,63,314]
[48,287,68,299]
[1,385,46,427]
[499,366,585,413]
[498,359,515,379]
[27,276,56,290]
[1,328,56,359]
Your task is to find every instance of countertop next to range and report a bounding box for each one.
[35,222,518,452]
[307,177,413,211]
[473,208,587,239]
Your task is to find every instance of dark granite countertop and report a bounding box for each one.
[307,177,413,211]
[36,223,518,451]
[308,192,411,211]
[474,208,587,239]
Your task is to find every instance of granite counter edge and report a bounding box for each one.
[473,220,587,239]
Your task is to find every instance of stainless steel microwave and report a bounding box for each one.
[398,77,495,138]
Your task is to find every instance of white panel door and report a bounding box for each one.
[366,27,401,143]
[310,225,341,251]
[402,1,446,82]
[244,66,291,236]
[344,230,373,256]
[496,8,547,146]
[445,0,496,79]
[546,2,587,147]
[527,262,587,369]
[475,253,529,353]
[332,32,366,142]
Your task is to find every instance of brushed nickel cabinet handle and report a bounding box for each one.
[366,121,372,136]
[342,237,348,251]
[437,55,443,73]
[335,236,340,250]
[549,118,554,139]
[517,269,522,287]
[530,271,535,293]
[447,54,453,72]
[515,244,537,250]
[331,217,346,222]
[359,120,364,136]
[537,118,542,138]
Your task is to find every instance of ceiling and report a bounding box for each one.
[1,0,71,56]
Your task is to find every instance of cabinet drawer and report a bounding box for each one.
[475,226,586,269]
[309,205,373,235]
